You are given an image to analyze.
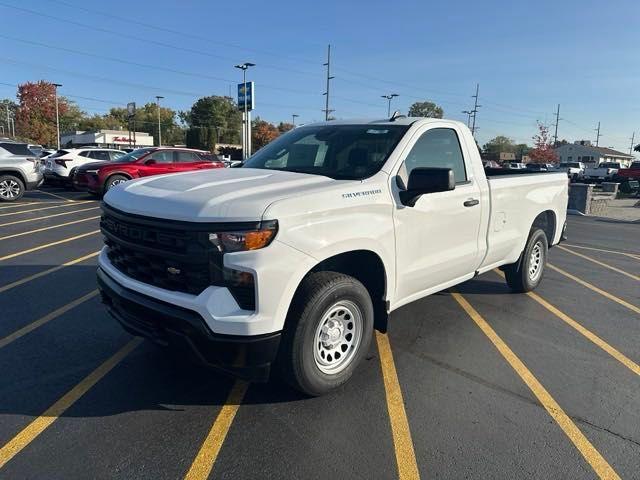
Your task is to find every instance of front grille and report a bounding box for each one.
[101,206,224,296]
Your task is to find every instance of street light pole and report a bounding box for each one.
[234,62,255,160]
[155,96,164,146]
[53,83,62,149]
[292,114,299,127]
[381,94,398,117]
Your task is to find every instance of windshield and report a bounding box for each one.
[111,147,155,163]
[243,124,409,180]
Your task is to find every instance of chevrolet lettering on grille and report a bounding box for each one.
[102,217,184,248]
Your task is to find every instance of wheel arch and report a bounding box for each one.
[531,209,557,247]
[285,249,390,333]
[0,169,27,186]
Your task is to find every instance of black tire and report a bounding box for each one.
[104,174,129,193]
[277,271,374,396]
[503,229,548,293]
[0,174,25,202]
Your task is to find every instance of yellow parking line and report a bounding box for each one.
[451,292,620,480]
[0,251,100,294]
[548,264,640,315]
[493,270,640,376]
[562,243,640,261]
[184,380,249,480]
[0,206,100,228]
[0,338,141,470]
[0,230,100,262]
[0,201,55,210]
[557,246,640,282]
[35,189,74,202]
[376,331,420,480]
[0,200,92,217]
[0,290,98,349]
[0,216,100,241]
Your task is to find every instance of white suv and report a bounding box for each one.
[44,148,126,185]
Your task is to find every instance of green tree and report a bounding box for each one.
[77,113,126,131]
[514,143,531,160]
[182,96,241,144]
[107,103,184,146]
[483,136,516,157]
[408,101,444,118]
[58,100,86,134]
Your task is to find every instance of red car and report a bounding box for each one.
[73,147,224,195]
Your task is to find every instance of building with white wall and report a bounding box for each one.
[554,141,634,167]
[61,129,154,149]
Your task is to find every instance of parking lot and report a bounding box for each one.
[0,185,638,479]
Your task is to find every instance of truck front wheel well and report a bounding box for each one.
[292,250,389,333]
[532,210,556,246]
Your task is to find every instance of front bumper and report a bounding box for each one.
[97,267,281,381]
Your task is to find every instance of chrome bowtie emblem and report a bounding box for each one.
[167,267,181,275]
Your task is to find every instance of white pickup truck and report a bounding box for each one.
[97,117,568,395]
[583,162,621,183]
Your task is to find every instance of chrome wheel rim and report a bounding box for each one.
[111,179,126,187]
[313,300,363,375]
[0,179,21,199]
[528,241,544,282]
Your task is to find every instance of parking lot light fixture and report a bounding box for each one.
[155,96,164,146]
[292,114,299,127]
[53,83,62,150]
[381,94,399,117]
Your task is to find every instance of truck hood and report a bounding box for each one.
[103,167,336,222]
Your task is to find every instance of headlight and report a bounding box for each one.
[208,221,278,253]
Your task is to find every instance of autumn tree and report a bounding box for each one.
[15,81,71,146]
[252,118,279,151]
[277,122,294,133]
[408,101,444,118]
[528,122,558,164]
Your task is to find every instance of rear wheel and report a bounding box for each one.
[278,272,374,396]
[104,174,129,193]
[503,228,548,293]
[0,175,25,202]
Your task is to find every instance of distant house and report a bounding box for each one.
[499,152,516,161]
[554,141,634,167]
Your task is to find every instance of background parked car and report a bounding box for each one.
[507,162,527,170]
[0,141,44,201]
[44,147,126,186]
[583,162,621,183]
[73,147,224,196]
[558,161,585,181]
[525,163,548,171]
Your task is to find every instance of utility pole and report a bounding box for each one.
[292,114,299,127]
[381,94,399,117]
[595,122,601,147]
[470,83,480,136]
[53,83,62,149]
[155,96,164,146]
[322,44,335,121]
[5,105,9,137]
[552,104,561,146]
[630,132,636,155]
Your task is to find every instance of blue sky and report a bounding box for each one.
[1,0,638,154]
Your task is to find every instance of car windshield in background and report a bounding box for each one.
[0,142,35,156]
[111,148,154,163]
[243,124,409,180]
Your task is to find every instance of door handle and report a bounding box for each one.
[463,198,479,207]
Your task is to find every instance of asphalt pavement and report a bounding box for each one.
[0,186,638,479]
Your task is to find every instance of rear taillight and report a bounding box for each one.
[55,159,68,167]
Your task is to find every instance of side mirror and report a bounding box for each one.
[399,167,455,207]
[144,159,156,166]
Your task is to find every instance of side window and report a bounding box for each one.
[147,151,174,163]
[176,151,199,163]
[403,128,467,184]
[79,151,91,158]
[90,151,110,161]
[110,151,125,160]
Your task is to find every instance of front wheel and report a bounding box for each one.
[278,272,374,396]
[0,175,25,202]
[104,174,129,193]
[503,229,548,293]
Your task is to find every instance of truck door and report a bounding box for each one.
[392,126,483,303]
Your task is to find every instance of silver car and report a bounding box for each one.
[0,141,44,201]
